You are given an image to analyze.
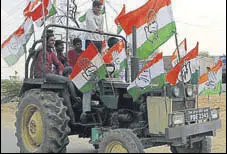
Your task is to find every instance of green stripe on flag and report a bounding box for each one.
[80,65,107,93]
[128,73,165,101]
[117,25,123,34]
[199,81,222,95]
[137,22,176,60]
[3,48,24,66]
[113,60,127,77]
[47,4,57,18]
[79,13,86,22]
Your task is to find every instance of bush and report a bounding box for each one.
[1,77,22,104]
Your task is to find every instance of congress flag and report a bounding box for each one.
[102,40,127,77]
[118,0,176,60]
[25,0,57,27]
[171,38,187,67]
[198,60,222,95]
[166,42,199,85]
[1,18,34,66]
[127,52,165,101]
[70,42,107,93]
[114,4,126,34]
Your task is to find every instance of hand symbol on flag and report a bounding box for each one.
[206,71,217,89]
[135,69,151,89]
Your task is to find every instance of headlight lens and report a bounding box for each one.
[186,85,193,96]
[173,86,180,97]
[210,108,219,119]
[172,113,185,125]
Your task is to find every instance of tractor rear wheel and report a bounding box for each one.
[15,89,71,153]
[98,129,144,153]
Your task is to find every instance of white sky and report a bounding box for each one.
[1,0,226,78]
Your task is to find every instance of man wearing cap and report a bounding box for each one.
[85,0,104,53]
[34,30,64,78]
[54,40,69,67]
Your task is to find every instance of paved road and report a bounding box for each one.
[1,127,97,153]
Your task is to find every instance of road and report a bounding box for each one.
[1,127,97,153]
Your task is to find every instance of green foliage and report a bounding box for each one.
[1,76,22,104]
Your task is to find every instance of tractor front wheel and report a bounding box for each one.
[15,89,71,153]
[98,129,144,153]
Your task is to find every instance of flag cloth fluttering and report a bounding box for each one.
[1,18,34,66]
[24,0,57,27]
[166,42,199,85]
[114,4,126,34]
[127,52,165,101]
[198,60,222,95]
[102,40,127,77]
[118,0,176,60]
[70,42,107,93]
[171,38,187,67]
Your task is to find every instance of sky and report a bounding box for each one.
[1,0,226,78]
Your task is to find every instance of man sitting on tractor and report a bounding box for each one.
[34,29,64,78]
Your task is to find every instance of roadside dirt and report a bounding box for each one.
[1,93,226,153]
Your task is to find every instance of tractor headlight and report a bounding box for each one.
[186,85,193,97]
[169,112,185,127]
[210,108,219,120]
[172,86,180,97]
[172,113,185,125]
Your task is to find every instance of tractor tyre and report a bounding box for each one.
[98,129,144,153]
[15,89,71,153]
[170,136,212,153]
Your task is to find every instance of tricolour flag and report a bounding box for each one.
[198,60,222,95]
[118,0,176,60]
[1,18,34,66]
[127,52,165,101]
[70,42,107,93]
[24,0,39,17]
[25,0,57,27]
[114,4,125,34]
[171,38,187,67]
[103,40,127,77]
[166,42,199,85]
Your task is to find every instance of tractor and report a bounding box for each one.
[15,24,221,153]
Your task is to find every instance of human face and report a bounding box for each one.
[93,5,102,15]
[75,42,82,51]
[56,44,64,53]
[47,36,55,48]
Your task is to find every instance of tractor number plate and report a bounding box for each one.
[185,107,210,122]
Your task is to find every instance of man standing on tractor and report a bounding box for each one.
[85,0,104,53]
[34,30,64,78]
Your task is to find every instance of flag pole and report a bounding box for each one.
[104,1,108,32]
[174,33,187,108]
[41,0,47,79]
[66,0,69,57]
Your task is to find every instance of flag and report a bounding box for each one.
[198,60,222,95]
[70,42,107,93]
[171,38,187,67]
[166,42,199,85]
[79,7,105,23]
[24,0,39,17]
[118,0,176,60]
[1,18,34,66]
[25,0,57,27]
[127,52,165,101]
[114,4,125,34]
[103,40,127,77]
